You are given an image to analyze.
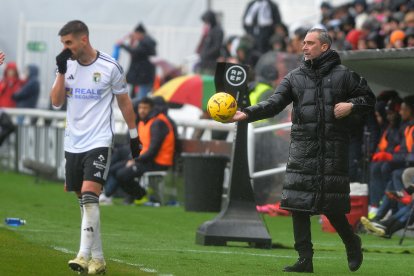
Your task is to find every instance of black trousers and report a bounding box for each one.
[292,211,355,258]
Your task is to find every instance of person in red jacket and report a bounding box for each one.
[0,62,21,107]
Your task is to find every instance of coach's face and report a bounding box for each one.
[60,33,88,60]
[302,32,329,60]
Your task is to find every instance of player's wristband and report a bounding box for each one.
[129,128,138,139]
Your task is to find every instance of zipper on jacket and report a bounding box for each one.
[314,70,325,212]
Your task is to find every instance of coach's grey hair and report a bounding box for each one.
[307,28,332,48]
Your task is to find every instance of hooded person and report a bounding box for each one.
[12,64,40,108]
[196,10,224,74]
[119,23,157,102]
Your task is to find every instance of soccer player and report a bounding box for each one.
[50,20,141,274]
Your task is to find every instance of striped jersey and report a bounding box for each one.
[63,51,127,153]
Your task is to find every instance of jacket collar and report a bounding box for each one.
[300,49,341,79]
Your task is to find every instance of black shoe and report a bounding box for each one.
[283,257,313,273]
[346,235,363,272]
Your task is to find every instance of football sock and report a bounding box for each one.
[78,196,84,219]
[78,192,100,259]
[91,211,104,260]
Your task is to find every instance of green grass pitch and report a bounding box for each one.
[0,171,413,275]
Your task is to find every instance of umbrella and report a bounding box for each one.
[152,74,215,110]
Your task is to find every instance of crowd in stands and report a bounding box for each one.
[358,91,414,238]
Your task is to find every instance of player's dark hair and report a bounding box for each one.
[138,97,154,107]
[58,20,89,37]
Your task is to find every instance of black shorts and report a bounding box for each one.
[64,147,112,192]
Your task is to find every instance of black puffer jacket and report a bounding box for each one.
[244,50,376,214]
[121,35,156,85]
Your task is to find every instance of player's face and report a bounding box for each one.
[138,103,152,120]
[60,33,87,60]
[302,32,329,60]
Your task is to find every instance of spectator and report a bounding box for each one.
[353,0,369,30]
[404,11,414,28]
[119,23,157,103]
[243,0,282,54]
[218,35,239,64]
[388,29,406,48]
[106,97,176,205]
[320,2,333,26]
[12,64,40,124]
[251,63,278,106]
[346,29,362,50]
[369,96,414,222]
[288,27,307,54]
[361,201,414,238]
[403,27,414,46]
[365,32,385,49]
[12,64,40,109]
[368,96,403,218]
[0,62,21,108]
[235,35,261,69]
[196,10,224,75]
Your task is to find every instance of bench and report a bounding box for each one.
[140,139,232,205]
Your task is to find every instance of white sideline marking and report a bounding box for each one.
[8,227,122,236]
[140,248,384,260]
[52,246,159,274]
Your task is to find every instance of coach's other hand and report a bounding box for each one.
[56,48,72,74]
[334,102,353,119]
[130,137,142,159]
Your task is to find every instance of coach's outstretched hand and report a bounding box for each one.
[56,48,72,74]
[228,110,248,123]
[130,137,142,159]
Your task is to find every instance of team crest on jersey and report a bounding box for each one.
[65,87,73,97]
[93,72,101,83]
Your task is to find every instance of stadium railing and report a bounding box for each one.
[0,108,291,187]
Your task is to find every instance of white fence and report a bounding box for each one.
[1,108,291,182]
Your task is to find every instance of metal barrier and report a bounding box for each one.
[248,122,292,179]
[1,108,291,182]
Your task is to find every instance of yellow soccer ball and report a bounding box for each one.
[207,92,238,123]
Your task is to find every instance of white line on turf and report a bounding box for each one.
[139,248,384,260]
[52,246,159,274]
[7,227,122,236]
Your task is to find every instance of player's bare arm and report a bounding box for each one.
[50,74,67,108]
[116,93,136,129]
